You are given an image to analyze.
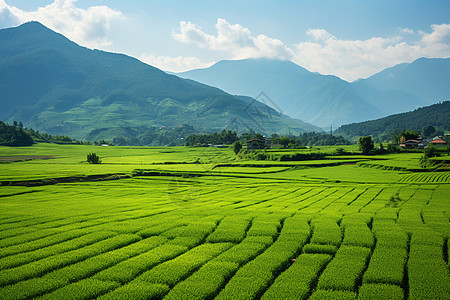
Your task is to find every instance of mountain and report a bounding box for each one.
[178,57,450,128]
[355,57,450,105]
[0,22,320,140]
[335,101,450,141]
[178,58,383,128]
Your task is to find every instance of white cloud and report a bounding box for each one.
[399,27,415,34]
[172,19,450,81]
[421,23,450,45]
[293,25,450,81]
[0,0,123,48]
[140,54,214,73]
[173,18,293,60]
[306,28,336,42]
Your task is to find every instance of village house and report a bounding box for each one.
[400,139,427,149]
[429,138,448,148]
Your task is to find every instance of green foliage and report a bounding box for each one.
[185,129,239,146]
[231,140,242,155]
[98,282,169,300]
[342,224,374,248]
[363,247,407,285]
[358,284,404,300]
[93,243,187,283]
[0,231,115,270]
[359,136,374,154]
[136,243,232,286]
[302,243,338,255]
[262,254,331,300]
[164,261,238,300]
[393,130,420,143]
[408,244,450,299]
[0,121,34,146]
[317,246,371,291]
[87,152,101,164]
[424,145,439,158]
[272,132,351,147]
[38,279,119,300]
[206,216,251,243]
[309,289,357,300]
[278,152,326,161]
[336,101,450,141]
[310,219,342,246]
[1,144,450,299]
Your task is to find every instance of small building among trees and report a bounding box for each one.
[429,138,447,148]
[400,139,427,149]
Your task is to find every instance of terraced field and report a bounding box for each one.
[0,144,449,299]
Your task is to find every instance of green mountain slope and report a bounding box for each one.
[335,101,450,140]
[178,57,450,128]
[0,22,320,139]
[178,58,382,128]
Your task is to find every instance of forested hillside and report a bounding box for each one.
[336,101,450,141]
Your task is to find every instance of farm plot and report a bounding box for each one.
[0,145,449,299]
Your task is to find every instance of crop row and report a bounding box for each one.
[215,215,311,299]
[93,243,187,284]
[408,244,450,299]
[0,231,118,270]
[316,245,371,291]
[261,253,331,299]
[400,172,450,183]
[135,242,232,287]
[0,233,140,288]
[206,216,251,243]
[363,247,407,286]
[0,234,165,299]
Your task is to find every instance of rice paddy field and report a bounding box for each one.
[0,144,449,300]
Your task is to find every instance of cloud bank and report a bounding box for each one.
[172,18,450,81]
[0,0,123,48]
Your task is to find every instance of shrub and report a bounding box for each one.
[87,152,101,164]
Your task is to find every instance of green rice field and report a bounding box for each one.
[0,144,449,299]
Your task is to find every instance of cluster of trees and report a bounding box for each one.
[0,121,90,146]
[184,130,239,146]
[271,132,351,148]
[336,101,450,142]
[110,125,197,146]
[0,121,34,146]
[185,130,351,148]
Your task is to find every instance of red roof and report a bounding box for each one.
[430,139,447,144]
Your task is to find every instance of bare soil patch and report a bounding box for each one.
[0,155,55,162]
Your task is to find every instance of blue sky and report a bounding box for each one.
[1,0,449,81]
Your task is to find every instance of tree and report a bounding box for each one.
[231,141,242,155]
[422,125,436,137]
[359,136,374,154]
[87,153,102,164]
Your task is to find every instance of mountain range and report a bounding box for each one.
[178,57,450,128]
[0,22,320,140]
